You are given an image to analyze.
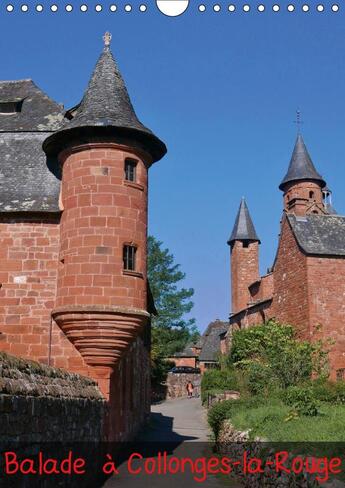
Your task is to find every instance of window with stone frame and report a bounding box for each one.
[336,369,345,381]
[124,158,137,182]
[0,100,23,114]
[123,245,137,271]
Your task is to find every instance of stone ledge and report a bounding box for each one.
[0,351,104,400]
[52,304,150,318]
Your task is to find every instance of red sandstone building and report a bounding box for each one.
[0,34,166,440]
[169,319,228,372]
[226,134,345,379]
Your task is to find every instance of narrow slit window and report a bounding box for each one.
[125,159,137,182]
[123,245,137,271]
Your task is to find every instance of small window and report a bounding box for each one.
[124,159,137,182]
[123,245,137,271]
[0,100,23,114]
[242,240,250,248]
[337,369,345,381]
[309,191,315,199]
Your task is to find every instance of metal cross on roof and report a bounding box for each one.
[294,109,304,134]
[103,32,112,48]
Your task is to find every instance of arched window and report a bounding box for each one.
[309,191,315,199]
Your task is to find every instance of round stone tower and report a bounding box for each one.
[43,34,166,393]
[279,134,326,216]
[227,197,260,315]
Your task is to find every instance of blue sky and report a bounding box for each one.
[1,3,345,332]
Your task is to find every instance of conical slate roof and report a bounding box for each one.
[43,43,166,163]
[227,198,260,245]
[279,134,326,191]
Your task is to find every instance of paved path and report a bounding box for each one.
[140,396,211,442]
[104,397,231,487]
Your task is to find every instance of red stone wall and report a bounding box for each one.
[272,217,310,339]
[0,216,92,376]
[0,215,151,442]
[306,256,345,378]
[0,217,59,361]
[249,273,273,302]
[231,241,259,314]
[108,330,151,441]
[259,273,273,300]
[57,143,148,310]
[283,181,324,216]
[168,357,197,368]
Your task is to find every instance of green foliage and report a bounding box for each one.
[311,379,345,405]
[148,236,199,388]
[230,320,294,363]
[208,397,266,439]
[282,386,319,417]
[207,400,235,438]
[239,360,277,396]
[151,356,175,389]
[147,236,198,358]
[201,368,241,403]
[228,400,345,442]
[229,320,329,388]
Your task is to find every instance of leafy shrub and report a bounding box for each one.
[311,379,345,404]
[151,356,174,388]
[208,397,267,438]
[230,320,294,364]
[229,321,330,388]
[208,400,234,438]
[201,367,240,403]
[236,360,277,396]
[282,386,319,416]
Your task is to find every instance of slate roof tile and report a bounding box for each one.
[228,197,260,244]
[43,46,166,163]
[0,80,64,132]
[288,213,345,256]
[199,320,228,362]
[280,135,326,191]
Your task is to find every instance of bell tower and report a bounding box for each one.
[43,34,166,398]
[279,134,326,216]
[227,198,260,315]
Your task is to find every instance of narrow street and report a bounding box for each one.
[104,397,231,487]
[140,397,211,442]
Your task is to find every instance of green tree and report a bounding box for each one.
[148,236,198,357]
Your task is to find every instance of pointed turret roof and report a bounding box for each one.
[227,198,260,245]
[279,134,326,191]
[43,39,166,163]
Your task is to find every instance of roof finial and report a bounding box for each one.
[294,109,303,134]
[103,31,112,49]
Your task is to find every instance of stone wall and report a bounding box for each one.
[307,254,345,378]
[166,357,197,368]
[0,216,152,442]
[273,217,309,338]
[0,351,106,445]
[217,420,319,487]
[0,216,91,376]
[0,216,60,362]
[0,351,107,486]
[231,240,260,314]
[166,372,201,399]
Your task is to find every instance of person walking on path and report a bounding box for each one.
[186,381,194,398]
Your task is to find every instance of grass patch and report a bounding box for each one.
[229,399,345,442]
